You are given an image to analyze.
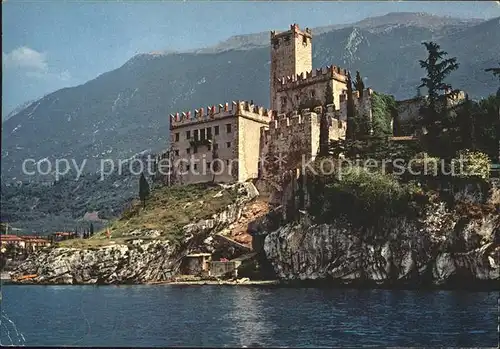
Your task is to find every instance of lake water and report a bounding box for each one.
[0,285,497,347]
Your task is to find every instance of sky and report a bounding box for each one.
[2,1,500,117]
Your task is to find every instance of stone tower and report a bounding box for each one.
[270,24,312,110]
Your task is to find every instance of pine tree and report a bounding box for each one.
[418,41,459,155]
[139,172,150,209]
[89,223,94,236]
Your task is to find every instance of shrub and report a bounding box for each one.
[451,150,491,179]
[487,185,500,208]
[409,152,440,176]
[313,166,421,225]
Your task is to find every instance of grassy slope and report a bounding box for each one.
[59,183,239,248]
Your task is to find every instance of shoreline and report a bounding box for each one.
[4,277,499,291]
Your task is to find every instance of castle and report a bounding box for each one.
[160,24,375,185]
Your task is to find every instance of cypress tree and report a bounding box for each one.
[139,172,150,209]
[345,72,357,141]
[354,71,365,98]
[457,93,476,150]
[318,82,334,156]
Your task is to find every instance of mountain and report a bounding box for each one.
[1,12,499,232]
[3,99,38,122]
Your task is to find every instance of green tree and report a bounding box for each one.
[89,223,94,236]
[139,172,150,209]
[418,41,459,156]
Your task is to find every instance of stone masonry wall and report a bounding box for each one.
[260,106,345,178]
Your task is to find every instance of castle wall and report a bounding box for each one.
[237,112,269,182]
[170,116,237,184]
[260,106,345,178]
[395,91,465,135]
[270,24,313,114]
[396,97,426,123]
[273,71,348,114]
[167,101,270,185]
[338,88,374,132]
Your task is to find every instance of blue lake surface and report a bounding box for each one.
[0,285,497,347]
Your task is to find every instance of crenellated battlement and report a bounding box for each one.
[169,101,273,129]
[275,65,348,91]
[271,23,312,40]
[266,104,337,133]
[339,87,374,103]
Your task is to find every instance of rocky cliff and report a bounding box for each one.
[263,197,500,288]
[11,182,259,284]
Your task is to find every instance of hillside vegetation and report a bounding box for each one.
[58,182,239,248]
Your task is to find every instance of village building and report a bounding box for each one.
[22,236,51,252]
[51,232,77,242]
[0,235,26,251]
[0,234,50,254]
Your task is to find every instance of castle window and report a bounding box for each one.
[214,125,219,136]
[174,150,179,156]
[226,142,231,148]
[186,130,191,140]
[207,127,212,139]
[193,146,198,154]
[302,36,308,45]
[226,123,232,133]
[186,164,190,171]
[193,129,199,141]
[281,97,287,109]
[207,144,211,151]
[311,90,316,98]
[174,133,179,142]
[200,128,206,141]
[186,148,191,155]
[214,143,219,150]
[194,164,198,170]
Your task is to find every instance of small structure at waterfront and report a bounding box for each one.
[179,253,212,276]
[208,253,257,278]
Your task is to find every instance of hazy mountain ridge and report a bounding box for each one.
[1,12,499,232]
[192,12,485,54]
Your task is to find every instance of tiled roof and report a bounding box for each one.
[1,235,24,241]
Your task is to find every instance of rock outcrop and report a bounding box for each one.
[11,182,259,284]
[263,207,500,288]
